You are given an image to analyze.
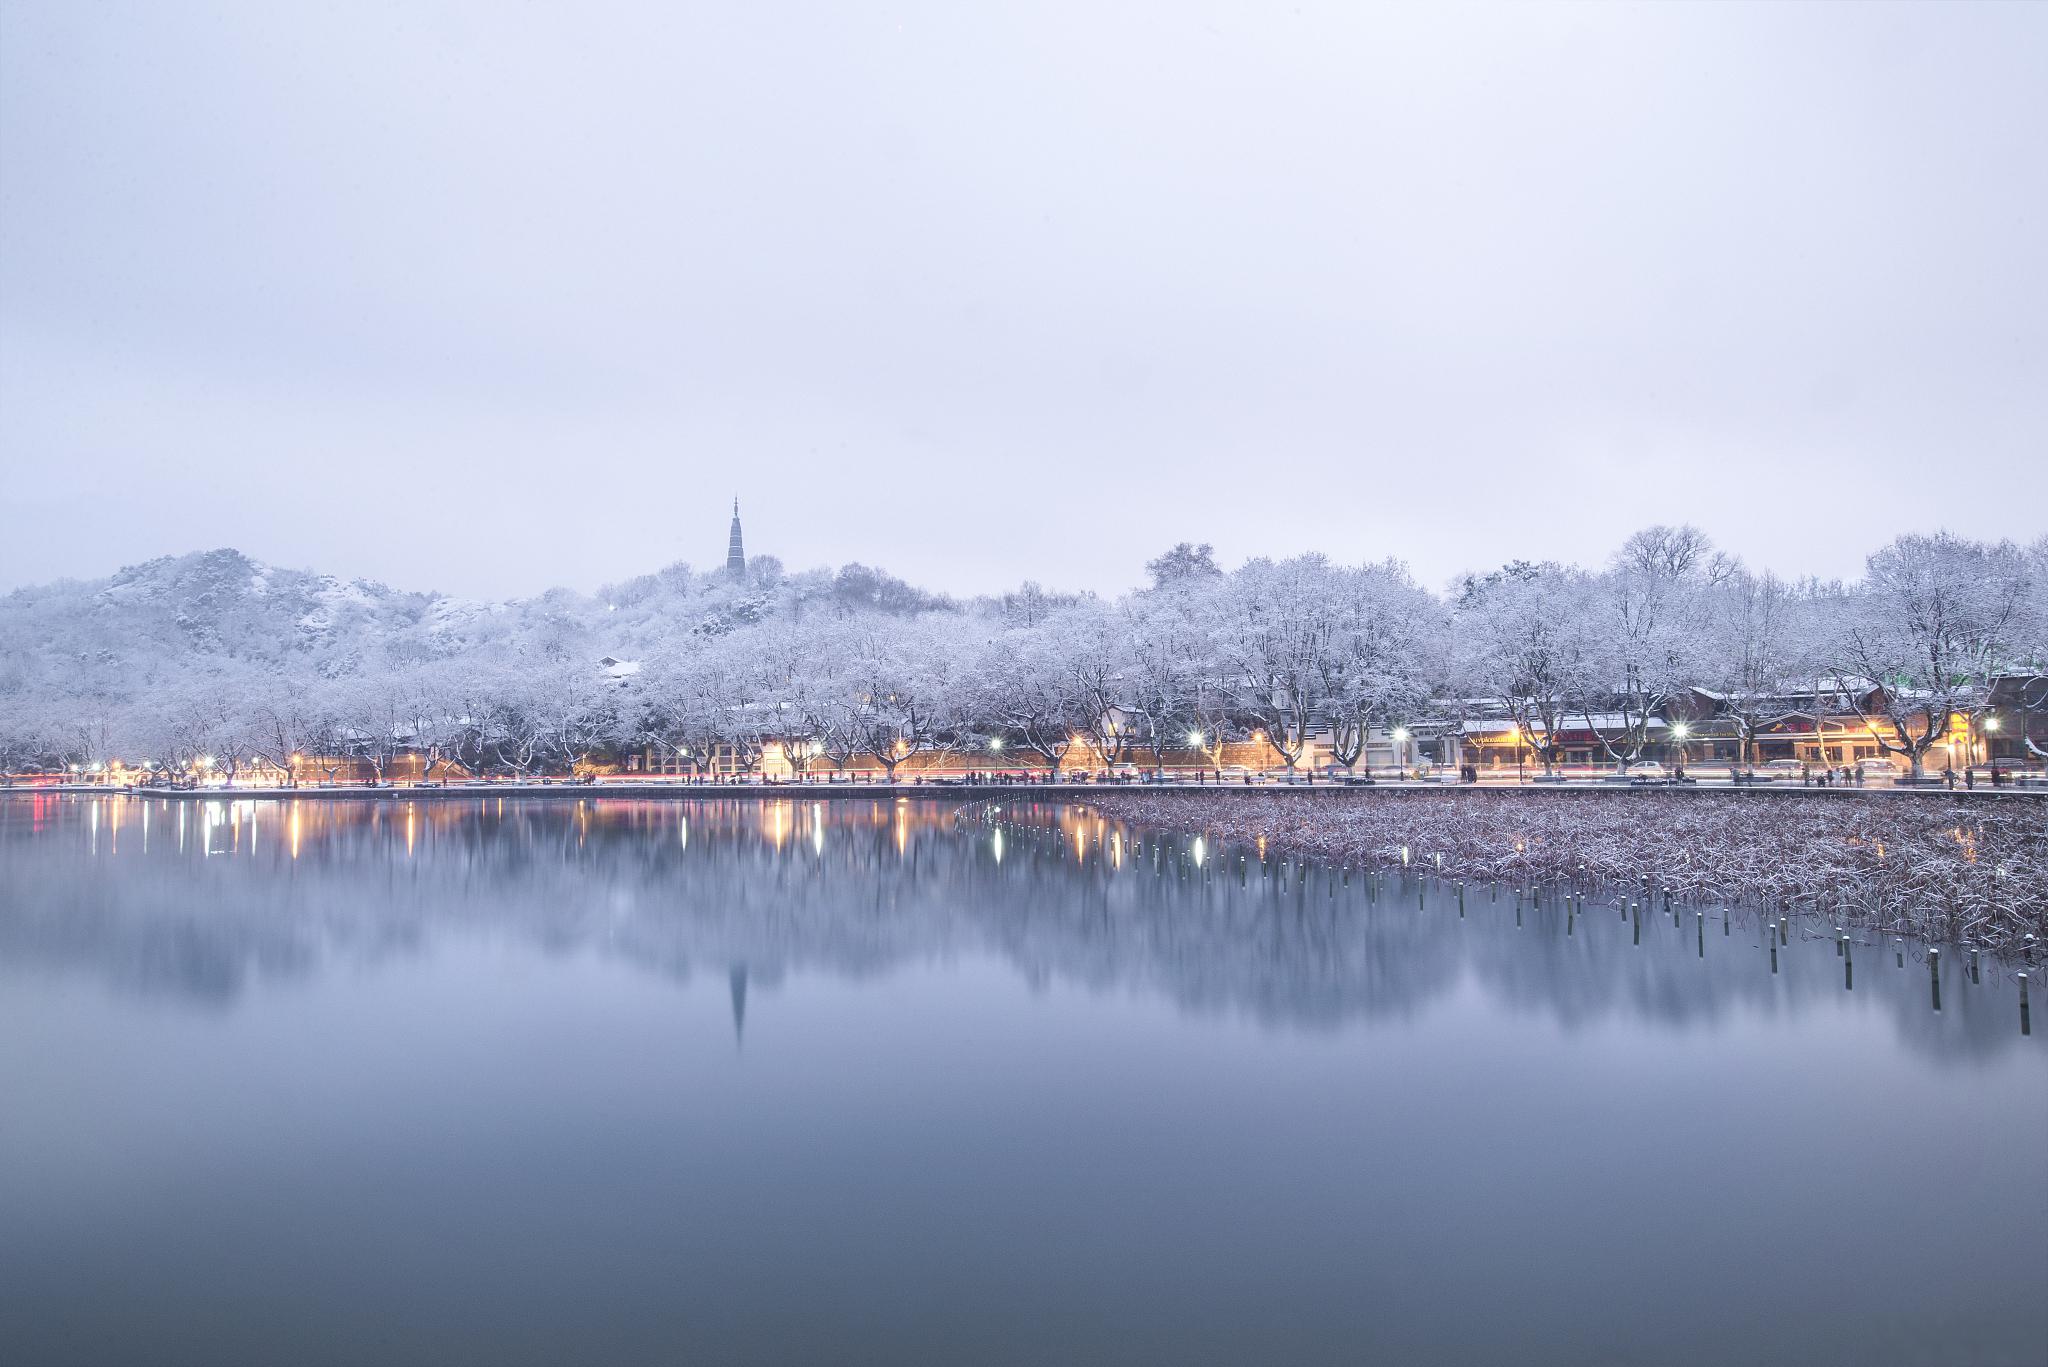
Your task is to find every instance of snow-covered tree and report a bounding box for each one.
[1319,561,1443,771]
[1831,533,2032,777]
[1452,563,1591,775]
[1697,569,1818,772]
[1217,555,1342,772]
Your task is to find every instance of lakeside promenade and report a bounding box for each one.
[11,775,2045,802]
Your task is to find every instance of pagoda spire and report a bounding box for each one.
[726,498,745,576]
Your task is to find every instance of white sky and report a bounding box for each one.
[2,1,2042,599]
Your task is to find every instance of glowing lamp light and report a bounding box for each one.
[989,738,1004,752]
[1391,727,1409,742]
[1671,723,1690,739]
[1187,730,1204,747]
[1985,718,2002,732]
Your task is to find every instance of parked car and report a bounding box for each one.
[1622,761,1669,779]
[1761,759,1805,776]
[1856,757,1899,778]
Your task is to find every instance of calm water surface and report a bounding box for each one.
[2,794,2043,1367]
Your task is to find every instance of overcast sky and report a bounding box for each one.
[2,1,2041,600]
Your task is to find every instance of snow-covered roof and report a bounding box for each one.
[1561,714,1667,732]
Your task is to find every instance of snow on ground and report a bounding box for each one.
[1087,790,2048,954]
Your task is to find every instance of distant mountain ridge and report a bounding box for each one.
[0,546,953,707]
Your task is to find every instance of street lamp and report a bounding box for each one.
[1671,721,1690,771]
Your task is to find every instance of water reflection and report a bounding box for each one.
[4,794,2045,1367]
[0,794,2032,1060]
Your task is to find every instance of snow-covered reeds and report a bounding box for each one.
[1087,791,2048,953]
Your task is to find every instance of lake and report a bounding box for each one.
[2,794,2043,1367]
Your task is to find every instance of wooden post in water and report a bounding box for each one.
[1458,882,1465,917]
[1697,911,1704,957]
[1970,946,1980,985]
[1632,902,1640,946]
[1930,947,1941,1012]
[2020,974,2031,1036]
[1843,934,1853,991]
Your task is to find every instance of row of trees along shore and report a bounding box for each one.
[3,527,2043,785]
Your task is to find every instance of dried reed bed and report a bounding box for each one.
[1087,790,2047,953]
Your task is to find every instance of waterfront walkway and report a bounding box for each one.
[12,776,2045,802]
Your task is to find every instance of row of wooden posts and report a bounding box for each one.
[972,806,2034,1037]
